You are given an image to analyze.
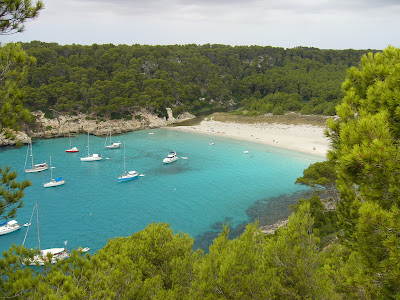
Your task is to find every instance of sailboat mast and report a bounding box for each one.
[87,132,90,156]
[31,143,34,167]
[36,202,41,250]
[123,141,126,172]
[50,156,53,180]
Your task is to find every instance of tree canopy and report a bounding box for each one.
[10,42,374,122]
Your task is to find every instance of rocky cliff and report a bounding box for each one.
[0,110,195,147]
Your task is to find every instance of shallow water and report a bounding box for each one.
[0,128,323,254]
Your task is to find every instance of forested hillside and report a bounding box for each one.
[3,46,400,299]
[19,42,373,119]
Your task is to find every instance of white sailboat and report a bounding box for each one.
[43,156,65,188]
[104,126,121,149]
[66,134,79,153]
[24,142,49,173]
[117,142,139,182]
[80,132,102,162]
[23,202,70,266]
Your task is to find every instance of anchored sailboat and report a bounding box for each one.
[104,125,121,149]
[43,156,65,188]
[80,132,102,162]
[66,134,79,153]
[117,141,139,182]
[24,142,49,173]
[23,202,70,265]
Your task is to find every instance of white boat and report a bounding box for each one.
[22,202,71,265]
[117,142,139,182]
[0,220,21,236]
[43,156,65,188]
[31,247,70,265]
[80,132,102,162]
[24,143,49,173]
[66,134,79,152]
[104,126,121,149]
[163,151,179,163]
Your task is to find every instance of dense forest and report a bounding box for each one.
[2,45,400,299]
[15,42,374,120]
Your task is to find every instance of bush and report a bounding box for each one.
[272,105,284,115]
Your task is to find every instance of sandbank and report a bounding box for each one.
[166,119,330,157]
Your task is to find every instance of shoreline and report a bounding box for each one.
[166,118,330,157]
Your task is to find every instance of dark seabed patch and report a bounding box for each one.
[246,189,316,226]
[151,164,198,175]
[193,189,316,251]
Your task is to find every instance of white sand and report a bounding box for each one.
[167,120,330,157]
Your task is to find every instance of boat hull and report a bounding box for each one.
[80,155,102,162]
[0,221,21,236]
[163,157,179,163]
[117,171,139,182]
[66,147,79,153]
[105,143,121,149]
[43,179,66,188]
[25,164,49,173]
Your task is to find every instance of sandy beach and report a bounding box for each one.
[167,119,330,157]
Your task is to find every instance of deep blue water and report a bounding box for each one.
[0,128,323,254]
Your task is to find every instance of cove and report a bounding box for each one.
[0,128,323,254]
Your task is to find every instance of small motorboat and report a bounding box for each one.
[163,151,179,164]
[0,220,21,236]
[24,223,31,227]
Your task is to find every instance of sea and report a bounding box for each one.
[0,128,324,254]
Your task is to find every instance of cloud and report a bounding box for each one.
[1,0,399,49]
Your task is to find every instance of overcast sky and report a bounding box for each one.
[2,0,400,50]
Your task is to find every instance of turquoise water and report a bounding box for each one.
[0,128,323,254]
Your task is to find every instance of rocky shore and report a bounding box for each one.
[0,109,195,147]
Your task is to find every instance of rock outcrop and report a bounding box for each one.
[0,110,195,147]
[0,130,31,147]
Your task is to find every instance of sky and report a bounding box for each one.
[2,0,400,50]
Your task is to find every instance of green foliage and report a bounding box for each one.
[92,222,202,299]
[0,0,43,35]
[0,245,41,299]
[265,202,339,299]
[0,165,31,219]
[0,43,35,131]
[291,193,339,246]
[326,46,400,241]
[296,160,339,202]
[191,223,280,299]
[14,42,371,120]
